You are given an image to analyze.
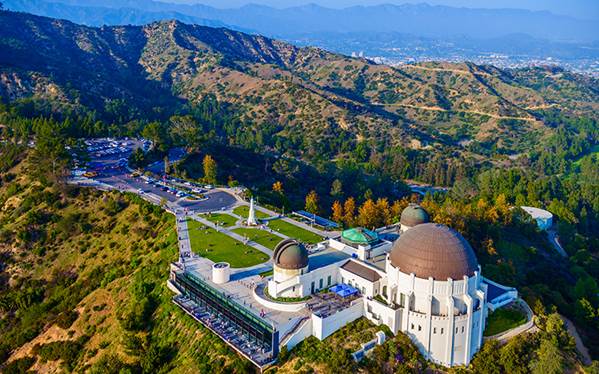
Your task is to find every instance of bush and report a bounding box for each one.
[55,310,79,329]
[32,336,87,371]
[1,356,36,374]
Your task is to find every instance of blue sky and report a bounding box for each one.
[173,0,599,20]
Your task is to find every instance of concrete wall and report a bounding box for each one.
[253,287,307,312]
[312,299,364,340]
[284,318,313,350]
[365,298,402,332]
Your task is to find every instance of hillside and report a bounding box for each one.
[1,10,598,160]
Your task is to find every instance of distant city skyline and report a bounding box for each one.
[169,0,599,20]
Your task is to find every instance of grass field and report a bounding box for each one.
[484,308,527,336]
[202,212,238,227]
[267,219,323,244]
[187,219,269,267]
[232,228,283,250]
[233,205,271,219]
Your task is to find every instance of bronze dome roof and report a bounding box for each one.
[273,239,309,270]
[389,223,478,280]
[400,204,430,227]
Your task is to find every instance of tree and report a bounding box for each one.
[357,199,378,228]
[331,201,344,224]
[227,175,238,187]
[375,197,392,226]
[529,340,565,374]
[305,190,320,215]
[203,155,217,184]
[272,181,284,194]
[330,179,343,199]
[163,155,170,175]
[169,115,202,151]
[343,197,356,227]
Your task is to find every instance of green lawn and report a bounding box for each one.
[233,205,271,219]
[232,228,283,250]
[267,219,323,244]
[484,308,527,336]
[202,212,238,227]
[186,219,269,268]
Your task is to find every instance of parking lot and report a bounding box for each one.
[72,138,237,213]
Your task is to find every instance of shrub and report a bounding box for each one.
[55,310,79,329]
[1,356,36,374]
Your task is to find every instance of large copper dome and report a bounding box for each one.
[400,204,430,227]
[389,223,478,280]
[273,239,309,270]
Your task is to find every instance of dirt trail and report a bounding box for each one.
[372,102,537,122]
[399,65,493,77]
[562,315,592,365]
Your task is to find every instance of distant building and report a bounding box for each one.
[521,206,553,230]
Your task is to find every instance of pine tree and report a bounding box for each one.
[305,190,320,214]
[343,197,356,227]
[332,200,344,225]
[203,154,217,184]
[330,179,343,199]
[358,199,378,228]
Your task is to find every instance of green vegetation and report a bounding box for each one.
[267,219,323,244]
[484,308,528,336]
[0,153,252,372]
[274,317,424,373]
[232,227,282,249]
[233,205,271,219]
[0,9,598,371]
[264,287,311,303]
[472,312,576,374]
[258,269,274,278]
[201,212,238,227]
[186,219,268,267]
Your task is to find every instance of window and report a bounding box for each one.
[461,326,465,333]
[441,328,444,334]
[433,327,437,334]
[411,323,414,330]
[327,275,331,286]
[418,325,422,331]
[456,327,458,334]
[319,279,323,289]
[399,293,405,307]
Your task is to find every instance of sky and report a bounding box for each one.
[169,0,599,20]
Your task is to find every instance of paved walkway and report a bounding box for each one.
[247,203,340,238]
[547,229,568,257]
[191,215,274,259]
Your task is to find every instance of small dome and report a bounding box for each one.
[341,227,379,245]
[273,239,308,270]
[389,223,478,280]
[400,204,430,227]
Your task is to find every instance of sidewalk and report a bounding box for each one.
[191,215,274,258]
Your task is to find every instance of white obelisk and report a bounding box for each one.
[247,197,258,226]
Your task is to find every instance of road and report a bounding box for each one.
[547,229,568,257]
[73,141,237,214]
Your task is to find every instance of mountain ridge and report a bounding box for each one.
[4,0,598,42]
[1,10,598,158]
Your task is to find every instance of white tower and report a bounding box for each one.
[247,197,258,226]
